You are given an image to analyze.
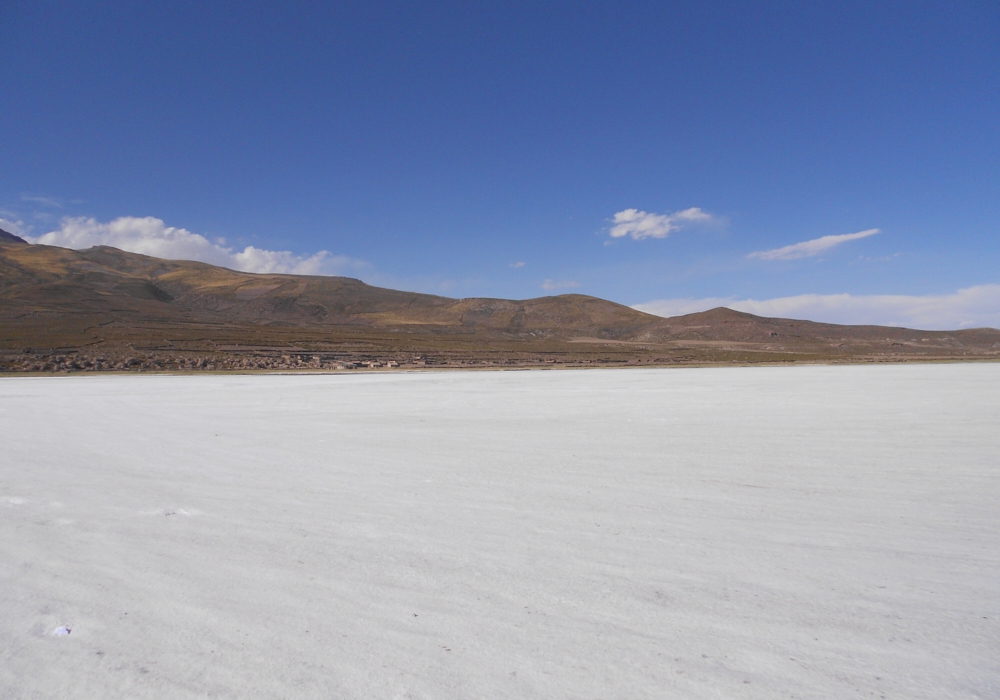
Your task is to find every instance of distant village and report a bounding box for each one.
[8,352,425,373]
[1,350,599,373]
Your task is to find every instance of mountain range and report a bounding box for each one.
[2,231,998,372]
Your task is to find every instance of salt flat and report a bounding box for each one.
[1,365,998,699]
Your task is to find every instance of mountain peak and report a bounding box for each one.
[0,228,28,245]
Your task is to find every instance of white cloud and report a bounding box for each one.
[633,285,1000,330]
[631,297,736,318]
[748,229,880,260]
[510,261,526,268]
[0,217,27,237]
[230,246,345,276]
[609,207,715,240]
[541,279,581,291]
[24,216,366,276]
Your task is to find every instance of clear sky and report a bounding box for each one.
[2,2,998,328]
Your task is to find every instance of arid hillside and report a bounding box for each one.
[0,237,655,335]
[2,235,998,372]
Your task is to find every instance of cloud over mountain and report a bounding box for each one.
[24,216,365,276]
[633,284,1000,330]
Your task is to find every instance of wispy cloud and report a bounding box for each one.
[748,228,880,260]
[541,279,581,291]
[509,261,526,268]
[24,216,367,276]
[21,194,65,208]
[609,207,716,240]
[632,284,1000,330]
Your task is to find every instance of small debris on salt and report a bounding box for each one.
[52,626,72,636]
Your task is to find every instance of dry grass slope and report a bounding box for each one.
[2,239,998,372]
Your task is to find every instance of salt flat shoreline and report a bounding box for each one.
[3,365,998,699]
[4,354,999,379]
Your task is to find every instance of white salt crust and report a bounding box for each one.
[1,365,998,698]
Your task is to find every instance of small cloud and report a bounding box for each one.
[509,261,526,268]
[631,297,735,318]
[0,217,27,237]
[541,279,581,290]
[609,207,715,240]
[748,228,879,261]
[632,284,1000,330]
[231,246,345,276]
[24,216,367,276]
[21,194,65,208]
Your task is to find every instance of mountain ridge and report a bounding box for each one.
[0,240,663,337]
[2,240,998,371]
[0,227,27,244]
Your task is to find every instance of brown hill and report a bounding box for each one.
[2,240,998,372]
[0,240,654,336]
[0,227,27,244]
[641,306,1000,348]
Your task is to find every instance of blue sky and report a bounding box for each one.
[2,2,998,328]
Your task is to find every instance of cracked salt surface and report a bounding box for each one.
[1,365,998,699]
